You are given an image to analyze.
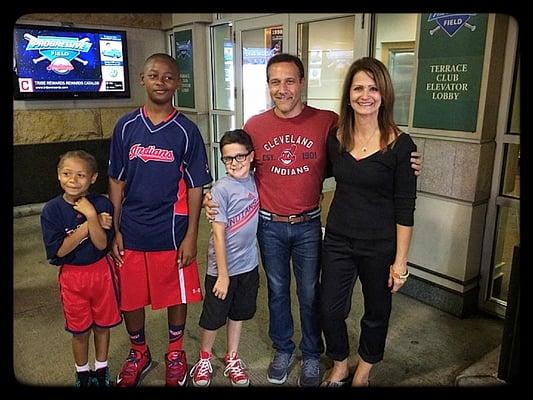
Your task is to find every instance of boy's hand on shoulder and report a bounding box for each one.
[410,151,423,176]
[203,191,219,222]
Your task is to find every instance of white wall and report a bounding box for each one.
[374,13,418,56]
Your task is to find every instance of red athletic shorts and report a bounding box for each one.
[116,249,203,311]
[59,255,122,334]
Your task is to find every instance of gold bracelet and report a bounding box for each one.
[391,268,410,280]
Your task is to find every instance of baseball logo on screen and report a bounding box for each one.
[23,33,92,75]
[427,14,477,37]
[18,78,34,92]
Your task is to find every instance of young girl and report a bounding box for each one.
[41,150,121,387]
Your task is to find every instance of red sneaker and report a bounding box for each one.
[189,351,213,387]
[224,352,249,386]
[116,347,152,387]
[165,350,188,387]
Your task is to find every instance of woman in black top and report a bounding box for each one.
[320,57,417,387]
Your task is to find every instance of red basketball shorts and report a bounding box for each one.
[116,249,203,311]
[59,255,122,334]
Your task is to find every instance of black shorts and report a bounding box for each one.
[199,267,259,331]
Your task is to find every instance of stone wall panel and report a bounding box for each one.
[14,109,102,144]
[100,107,136,139]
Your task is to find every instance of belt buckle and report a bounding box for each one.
[288,214,298,224]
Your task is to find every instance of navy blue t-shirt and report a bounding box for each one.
[41,193,114,266]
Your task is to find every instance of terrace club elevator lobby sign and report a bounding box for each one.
[413,14,488,132]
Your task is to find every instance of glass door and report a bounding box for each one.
[373,13,419,128]
[290,14,364,197]
[479,18,520,318]
[233,14,366,131]
[208,22,237,181]
[234,14,290,128]
[292,14,359,112]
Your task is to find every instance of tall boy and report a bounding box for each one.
[108,53,212,387]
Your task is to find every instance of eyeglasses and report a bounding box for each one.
[221,152,251,164]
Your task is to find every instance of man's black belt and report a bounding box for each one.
[259,207,321,224]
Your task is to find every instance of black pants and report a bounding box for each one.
[320,230,395,364]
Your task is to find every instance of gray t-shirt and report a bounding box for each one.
[207,173,259,277]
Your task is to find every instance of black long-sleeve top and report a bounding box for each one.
[326,131,417,239]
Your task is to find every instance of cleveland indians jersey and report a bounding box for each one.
[108,107,212,251]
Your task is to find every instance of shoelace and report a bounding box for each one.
[224,358,248,380]
[167,353,185,377]
[301,359,319,377]
[271,353,291,369]
[121,350,140,378]
[190,358,213,379]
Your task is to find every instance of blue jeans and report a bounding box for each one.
[257,215,323,359]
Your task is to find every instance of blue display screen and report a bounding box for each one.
[13,24,130,100]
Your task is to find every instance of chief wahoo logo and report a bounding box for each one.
[279,144,297,165]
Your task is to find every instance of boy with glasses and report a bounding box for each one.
[190,129,259,387]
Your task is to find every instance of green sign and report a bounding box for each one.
[413,14,488,132]
[174,29,195,109]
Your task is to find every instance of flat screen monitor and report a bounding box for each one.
[13,23,131,100]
